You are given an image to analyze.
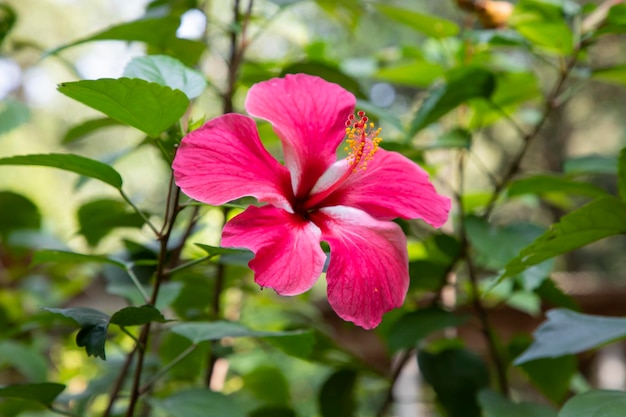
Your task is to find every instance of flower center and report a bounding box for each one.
[301,111,382,212]
[344,111,383,172]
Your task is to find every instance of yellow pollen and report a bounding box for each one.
[344,111,382,172]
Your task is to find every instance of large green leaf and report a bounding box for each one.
[43,307,110,360]
[479,389,557,417]
[559,390,626,417]
[374,61,444,88]
[375,4,459,38]
[243,366,291,406]
[58,78,189,138]
[0,383,65,405]
[502,197,626,278]
[514,309,626,364]
[319,369,357,417]
[0,153,123,189]
[564,154,617,175]
[48,17,205,66]
[519,356,576,403]
[0,99,29,135]
[32,249,126,269]
[388,308,468,352]
[418,348,489,417]
[171,321,306,344]
[266,330,316,360]
[77,199,146,247]
[592,65,626,86]
[123,55,207,99]
[150,388,245,417]
[0,192,40,237]
[507,175,608,199]
[408,67,495,137]
[109,305,169,327]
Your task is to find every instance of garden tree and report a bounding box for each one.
[0,0,626,417]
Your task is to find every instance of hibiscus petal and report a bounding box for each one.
[322,149,451,226]
[222,205,326,296]
[245,74,356,198]
[173,114,293,211]
[311,206,409,329]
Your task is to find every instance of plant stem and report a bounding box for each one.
[139,344,198,395]
[101,346,138,417]
[375,349,415,417]
[119,189,159,236]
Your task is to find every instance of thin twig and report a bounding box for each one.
[101,346,137,417]
[376,349,416,417]
[119,189,159,236]
[139,344,198,395]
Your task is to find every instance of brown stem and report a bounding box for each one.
[101,346,137,417]
[375,349,415,417]
[483,50,580,218]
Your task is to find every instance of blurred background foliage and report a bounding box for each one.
[1,0,626,416]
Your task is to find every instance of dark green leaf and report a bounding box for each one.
[0,153,123,189]
[515,308,626,364]
[194,243,250,258]
[0,99,30,135]
[32,249,126,269]
[243,366,291,406]
[110,305,168,326]
[418,348,489,417]
[48,17,206,66]
[43,307,110,360]
[171,321,306,344]
[478,389,557,417]
[388,308,468,352]
[419,128,472,150]
[618,147,626,201]
[77,199,145,247]
[519,356,576,403]
[0,383,65,405]
[592,65,626,86]
[375,4,459,38]
[62,117,122,144]
[533,279,580,311]
[559,390,626,417]
[319,369,357,417]
[281,61,365,98]
[58,78,189,138]
[564,154,617,175]
[0,192,40,237]
[507,175,608,199]
[123,55,207,99]
[267,330,316,359]
[149,388,245,417]
[0,4,17,46]
[502,197,626,278]
[374,61,444,88]
[0,341,48,382]
[250,407,297,417]
[408,67,495,137]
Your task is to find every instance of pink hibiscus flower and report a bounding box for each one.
[172,74,450,329]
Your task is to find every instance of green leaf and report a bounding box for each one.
[243,366,291,406]
[519,356,576,403]
[618,147,626,201]
[375,4,459,38]
[507,175,608,199]
[281,61,365,98]
[194,243,250,259]
[250,407,297,417]
[533,279,580,311]
[465,216,545,271]
[149,388,246,417]
[110,305,168,326]
[0,383,65,405]
[502,197,626,278]
[564,154,617,175]
[48,17,206,66]
[0,99,30,136]
[32,249,126,269]
[388,308,468,352]
[515,308,626,364]
[58,78,188,138]
[478,389,557,417]
[171,321,306,344]
[319,369,357,417]
[515,22,573,54]
[77,199,146,247]
[0,153,123,189]
[0,341,48,382]
[0,4,17,46]
[123,55,207,99]
[559,390,626,417]
[267,330,316,360]
[419,128,472,150]
[0,192,40,237]
[62,117,122,144]
[43,307,110,360]
[374,61,444,88]
[408,67,495,137]
[592,65,626,86]
[418,348,489,417]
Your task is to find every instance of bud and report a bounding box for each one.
[476,0,514,29]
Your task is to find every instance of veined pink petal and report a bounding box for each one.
[222,205,326,296]
[311,206,409,329]
[173,114,293,211]
[245,74,356,198]
[322,149,451,226]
